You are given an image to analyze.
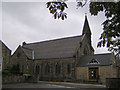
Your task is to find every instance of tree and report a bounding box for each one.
[46,1,120,55]
[46,1,68,20]
[89,2,120,56]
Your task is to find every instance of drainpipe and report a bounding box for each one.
[32,50,34,75]
[32,50,34,60]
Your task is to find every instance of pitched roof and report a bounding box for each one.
[76,53,112,67]
[22,35,82,59]
[0,40,11,51]
[22,47,33,59]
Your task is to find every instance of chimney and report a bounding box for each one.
[22,42,26,46]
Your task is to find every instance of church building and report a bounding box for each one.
[10,16,118,84]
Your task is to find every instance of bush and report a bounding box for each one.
[10,64,20,75]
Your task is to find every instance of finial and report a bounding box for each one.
[85,13,87,20]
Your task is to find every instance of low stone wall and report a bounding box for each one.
[2,74,39,84]
[106,78,120,88]
[2,75,25,84]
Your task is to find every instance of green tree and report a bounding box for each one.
[46,1,120,55]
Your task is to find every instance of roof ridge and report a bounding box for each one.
[94,53,111,56]
[81,53,111,57]
[24,35,82,45]
[0,40,11,51]
[22,46,33,51]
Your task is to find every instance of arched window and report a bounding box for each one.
[77,51,79,58]
[35,65,37,73]
[67,64,71,74]
[55,63,61,75]
[84,48,87,55]
[22,65,24,73]
[38,66,40,74]
[35,65,40,74]
[45,63,50,75]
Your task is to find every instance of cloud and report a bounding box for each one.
[2,2,110,54]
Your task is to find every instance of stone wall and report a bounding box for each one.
[34,58,75,81]
[10,46,33,74]
[75,67,88,82]
[99,65,117,84]
[76,65,117,84]
[77,35,94,58]
[10,46,76,82]
[2,75,25,84]
[2,41,11,70]
[2,74,39,84]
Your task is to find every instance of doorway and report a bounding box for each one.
[89,67,99,81]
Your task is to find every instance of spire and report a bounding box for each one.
[82,15,92,45]
[82,15,91,35]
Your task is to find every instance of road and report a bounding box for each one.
[2,81,106,88]
[2,82,71,88]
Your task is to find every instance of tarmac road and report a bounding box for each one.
[2,81,106,88]
[2,82,71,88]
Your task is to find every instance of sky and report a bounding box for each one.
[1,1,110,54]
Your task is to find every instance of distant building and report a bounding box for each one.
[0,55,1,71]
[0,41,2,71]
[0,40,11,71]
[10,16,119,84]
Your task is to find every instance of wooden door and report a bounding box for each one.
[89,67,99,81]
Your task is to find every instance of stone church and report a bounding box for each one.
[10,16,119,84]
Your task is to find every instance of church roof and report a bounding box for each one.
[76,53,112,67]
[0,40,11,51]
[22,35,82,59]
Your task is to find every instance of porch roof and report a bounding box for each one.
[76,53,112,67]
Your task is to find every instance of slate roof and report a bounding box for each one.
[22,47,33,59]
[76,53,112,67]
[0,40,11,51]
[22,35,82,59]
